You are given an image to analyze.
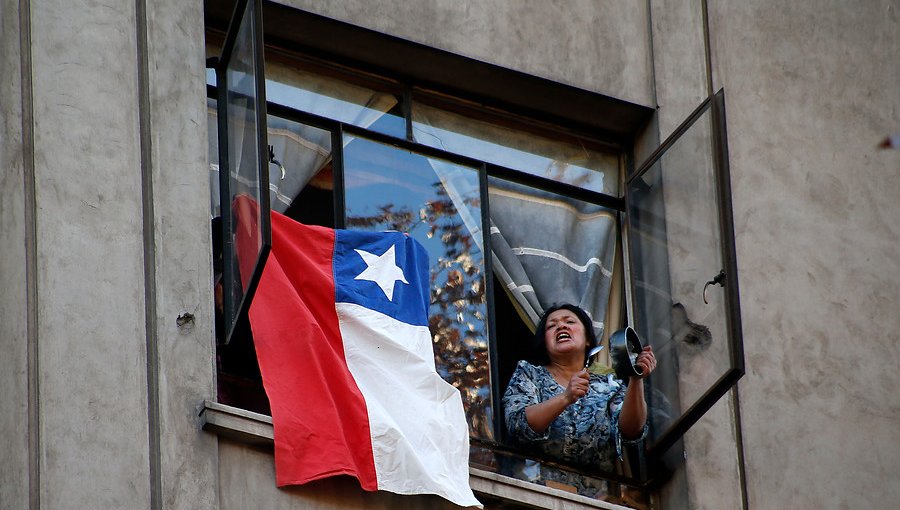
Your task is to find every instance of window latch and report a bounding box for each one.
[702,270,726,304]
[268,145,286,180]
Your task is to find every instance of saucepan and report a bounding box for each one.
[608,326,645,380]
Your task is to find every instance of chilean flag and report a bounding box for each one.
[235,198,481,508]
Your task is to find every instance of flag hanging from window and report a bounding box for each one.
[233,196,481,508]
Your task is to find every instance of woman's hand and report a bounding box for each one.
[524,368,591,433]
[620,346,655,438]
[563,369,591,404]
[633,346,656,379]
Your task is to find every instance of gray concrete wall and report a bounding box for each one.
[26,1,150,508]
[279,0,656,107]
[706,1,900,508]
[143,0,220,507]
[218,440,462,510]
[650,2,900,508]
[1,0,217,508]
[29,0,151,506]
[1,0,31,508]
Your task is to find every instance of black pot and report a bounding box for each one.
[609,326,644,380]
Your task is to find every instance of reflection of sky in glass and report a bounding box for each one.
[413,104,618,195]
[210,64,405,137]
[265,80,405,138]
[415,125,601,188]
[342,135,493,440]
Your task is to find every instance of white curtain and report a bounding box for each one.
[416,105,620,355]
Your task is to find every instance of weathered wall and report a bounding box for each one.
[0,0,30,508]
[708,1,900,508]
[29,0,152,507]
[218,441,462,510]
[279,0,656,107]
[144,0,220,508]
[1,0,217,508]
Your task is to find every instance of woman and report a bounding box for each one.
[502,304,656,489]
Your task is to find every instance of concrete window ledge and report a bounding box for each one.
[201,401,634,510]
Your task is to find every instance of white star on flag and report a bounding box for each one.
[354,245,409,301]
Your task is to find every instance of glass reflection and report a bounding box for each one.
[487,448,648,503]
[627,107,729,444]
[264,116,332,215]
[413,101,619,195]
[342,135,493,440]
[223,0,265,317]
[208,114,333,219]
[266,59,405,138]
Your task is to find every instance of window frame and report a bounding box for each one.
[207,0,744,489]
[213,0,271,345]
[625,90,745,461]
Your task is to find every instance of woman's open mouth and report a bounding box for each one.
[556,332,572,342]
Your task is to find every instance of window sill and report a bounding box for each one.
[201,401,635,510]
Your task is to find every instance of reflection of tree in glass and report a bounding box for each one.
[346,183,492,440]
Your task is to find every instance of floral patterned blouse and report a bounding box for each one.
[502,360,646,472]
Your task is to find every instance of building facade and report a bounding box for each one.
[2,1,897,509]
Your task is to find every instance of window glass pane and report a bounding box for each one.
[209,108,333,216]
[412,101,619,195]
[208,98,219,218]
[267,60,405,138]
[342,135,493,441]
[223,0,267,319]
[209,100,335,282]
[488,176,621,408]
[488,177,619,335]
[481,447,647,503]
[627,107,732,446]
[265,116,333,215]
[209,106,333,220]
[210,103,335,414]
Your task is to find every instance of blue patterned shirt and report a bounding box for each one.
[503,360,645,471]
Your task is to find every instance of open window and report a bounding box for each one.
[625,90,744,467]
[212,0,270,346]
[206,0,744,499]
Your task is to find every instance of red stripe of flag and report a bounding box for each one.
[235,197,378,489]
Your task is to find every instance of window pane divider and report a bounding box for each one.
[485,163,625,211]
[332,123,346,229]
[479,161,503,444]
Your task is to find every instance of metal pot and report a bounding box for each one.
[609,326,644,380]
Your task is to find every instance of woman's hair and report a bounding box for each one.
[532,303,599,366]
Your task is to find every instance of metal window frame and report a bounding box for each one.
[625,89,745,462]
[206,1,742,488]
[215,0,271,345]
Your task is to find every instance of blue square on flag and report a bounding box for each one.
[334,231,430,328]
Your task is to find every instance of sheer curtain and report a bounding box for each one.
[488,179,618,336]
[416,105,622,362]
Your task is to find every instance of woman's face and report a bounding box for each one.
[543,309,588,362]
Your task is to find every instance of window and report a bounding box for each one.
[207,0,744,500]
